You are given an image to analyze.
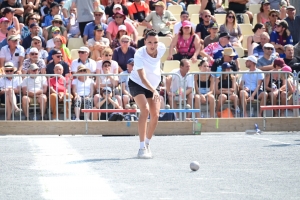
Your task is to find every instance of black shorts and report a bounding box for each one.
[158,32,171,37]
[0,94,21,104]
[128,79,154,99]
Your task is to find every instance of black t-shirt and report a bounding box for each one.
[46,61,70,76]
[211,58,238,72]
[195,23,210,40]
[284,56,300,74]
[0,2,24,23]
[105,3,129,17]
[22,35,46,50]
[228,2,247,13]
[137,38,145,48]
[204,0,216,15]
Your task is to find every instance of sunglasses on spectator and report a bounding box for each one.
[204,15,211,18]
[32,69,38,72]
[271,15,278,17]
[56,55,62,58]
[78,51,86,54]
[34,42,41,45]
[264,47,273,50]
[30,53,38,56]
[29,17,38,20]
[105,54,112,57]
[103,90,111,94]
[52,31,60,34]
[227,15,234,19]
[5,70,13,73]
[103,64,111,67]
[94,14,103,17]
[121,40,129,43]
[53,21,62,24]
[79,69,87,72]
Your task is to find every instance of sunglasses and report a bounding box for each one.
[29,17,37,20]
[121,40,129,43]
[105,54,112,57]
[264,47,273,50]
[5,70,13,73]
[103,64,111,67]
[79,69,87,72]
[271,14,278,17]
[78,51,86,54]
[30,53,38,55]
[32,69,38,72]
[94,14,103,17]
[56,55,62,58]
[103,90,111,94]
[53,21,62,24]
[34,42,41,45]
[52,31,60,34]
[204,15,211,18]
[227,16,234,19]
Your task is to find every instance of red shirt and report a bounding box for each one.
[49,77,69,93]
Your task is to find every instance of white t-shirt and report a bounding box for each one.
[0,77,22,89]
[130,42,166,89]
[21,76,48,92]
[241,68,264,91]
[173,22,196,35]
[70,58,97,73]
[170,68,193,93]
[46,39,55,49]
[87,37,110,47]
[96,60,118,74]
[72,78,94,96]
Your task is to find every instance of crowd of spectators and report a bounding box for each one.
[0,0,299,120]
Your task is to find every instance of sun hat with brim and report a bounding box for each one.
[29,47,39,54]
[77,65,90,73]
[113,11,125,19]
[51,26,60,32]
[273,58,285,67]
[280,1,287,7]
[78,46,90,53]
[2,7,15,15]
[7,35,20,41]
[32,36,41,41]
[28,63,39,70]
[154,1,165,8]
[102,86,112,93]
[4,62,17,72]
[222,48,236,57]
[53,15,63,21]
[182,20,192,28]
[286,5,295,10]
[281,65,292,72]
[263,43,274,49]
[245,55,258,64]
[269,9,279,16]
[94,7,104,13]
[0,17,9,23]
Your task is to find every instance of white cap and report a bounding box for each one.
[263,43,274,49]
[118,25,127,31]
[113,4,122,10]
[245,55,258,64]
[78,46,90,53]
[29,47,39,54]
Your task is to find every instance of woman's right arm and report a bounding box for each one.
[168,34,178,60]
[257,13,262,24]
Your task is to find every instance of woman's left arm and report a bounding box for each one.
[192,34,201,63]
[237,25,243,43]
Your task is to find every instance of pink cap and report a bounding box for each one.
[281,65,292,72]
[182,20,192,28]
[0,17,9,23]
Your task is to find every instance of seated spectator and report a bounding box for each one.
[46,26,62,51]
[106,4,137,26]
[257,43,277,71]
[105,0,129,18]
[40,0,50,20]
[43,2,66,28]
[0,5,23,31]
[228,0,253,21]
[265,9,279,35]
[196,10,214,41]
[168,21,201,63]
[239,56,268,117]
[22,47,46,74]
[166,59,193,118]
[92,86,121,120]
[47,35,71,65]
[200,32,238,66]
[270,20,293,56]
[211,48,239,77]
[49,64,72,120]
[253,32,276,58]
[142,2,176,37]
[70,47,97,74]
[25,36,48,63]
[0,62,22,120]
[72,65,94,120]
[194,59,215,118]
[22,0,40,16]
[257,0,271,24]
[21,13,43,41]
[21,64,48,120]
[43,15,67,41]
[112,35,136,72]
[215,62,239,115]
[110,25,135,50]
[285,5,300,45]
[0,17,9,42]
[279,65,294,112]
[106,11,138,44]
[203,22,219,48]
[96,47,119,75]
[173,11,196,35]
[66,8,80,38]
[0,25,16,49]
[83,7,108,44]
[294,41,300,57]
[283,44,300,76]
[22,23,47,50]
[166,0,186,11]
[200,0,217,16]
[147,0,166,11]
[268,0,287,10]
[219,10,243,47]
[0,35,24,74]
[128,0,149,22]
[119,58,134,107]
[247,23,265,56]
[88,25,110,61]
[46,49,70,76]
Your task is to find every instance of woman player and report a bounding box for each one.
[129,31,166,159]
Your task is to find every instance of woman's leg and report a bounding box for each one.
[146,97,161,141]
[74,96,82,120]
[84,97,93,120]
[269,90,279,116]
[216,94,226,112]
[207,94,215,118]
[5,91,12,120]
[194,94,200,118]
[50,93,58,119]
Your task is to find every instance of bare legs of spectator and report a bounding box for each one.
[22,94,47,119]
[123,95,130,107]
[115,95,122,108]
[160,96,165,109]
[194,94,215,118]
[5,89,21,120]
[216,94,239,113]
[186,93,193,118]
[280,91,293,117]
[93,94,101,107]
[258,92,268,117]
[74,96,92,120]
[269,90,279,116]
[239,90,249,117]
[50,93,72,120]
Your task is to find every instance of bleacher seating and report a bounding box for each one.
[168,5,183,15]
[158,37,172,48]
[67,38,85,50]
[163,60,180,72]
[239,24,253,36]
[190,14,199,25]
[187,4,201,15]
[249,4,261,15]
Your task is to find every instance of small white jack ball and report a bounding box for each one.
[190,161,200,171]
[125,104,131,109]
[185,104,191,109]
[131,104,137,109]
[165,104,170,109]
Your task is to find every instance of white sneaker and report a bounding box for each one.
[75,118,80,121]
[146,144,152,157]
[137,148,152,159]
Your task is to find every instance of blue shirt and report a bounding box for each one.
[270,31,293,46]
[0,39,8,49]
[253,44,276,59]
[83,22,108,40]
[43,14,67,27]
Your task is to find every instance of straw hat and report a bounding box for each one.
[76,65,90,73]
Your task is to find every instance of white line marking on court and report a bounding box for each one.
[247,136,291,145]
[30,138,119,200]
